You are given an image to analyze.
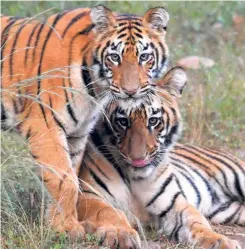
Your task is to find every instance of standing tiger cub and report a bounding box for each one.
[78,67,244,248]
[1,5,170,237]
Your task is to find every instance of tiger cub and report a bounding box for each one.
[77,67,244,249]
[1,5,170,237]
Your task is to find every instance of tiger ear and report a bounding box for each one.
[143,7,169,35]
[90,5,117,33]
[157,67,187,97]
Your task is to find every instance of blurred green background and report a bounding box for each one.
[1,1,245,248]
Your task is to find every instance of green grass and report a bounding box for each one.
[1,1,245,248]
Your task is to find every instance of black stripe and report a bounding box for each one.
[1,102,7,130]
[117,26,128,34]
[90,129,129,185]
[67,103,78,124]
[25,127,32,140]
[169,207,186,242]
[31,152,39,159]
[223,205,241,224]
[13,99,19,114]
[185,146,244,201]
[39,102,48,127]
[82,189,99,197]
[117,14,139,18]
[117,33,127,39]
[134,32,143,39]
[198,146,245,176]
[155,46,159,72]
[100,44,107,67]
[208,202,233,220]
[168,214,180,241]
[174,209,185,242]
[177,169,201,207]
[67,24,95,95]
[9,21,26,80]
[159,192,181,218]
[164,108,169,132]
[32,23,45,63]
[7,16,22,22]
[164,124,178,147]
[88,167,113,197]
[158,41,167,69]
[146,174,174,207]
[203,147,245,175]
[132,21,142,26]
[171,156,219,205]
[62,80,78,124]
[117,22,127,26]
[24,22,40,67]
[1,19,19,73]
[78,23,95,35]
[132,26,142,33]
[78,161,84,180]
[49,97,66,133]
[1,102,7,121]
[173,150,231,190]
[86,153,110,180]
[62,12,86,38]
[174,176,187,199]
[173,149,233,200]
[37,12,68,127]
[81,60,94,97]
[1,19,18,42]
[17,80,23,107]
[116,17,141,21]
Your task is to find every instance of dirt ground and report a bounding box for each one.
[142,224,245,249]
[213,224,245,249]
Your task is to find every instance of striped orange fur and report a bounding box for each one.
[77,67,244,248]
[1,5,170,237]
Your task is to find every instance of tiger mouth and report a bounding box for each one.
[123,158,153,169]
[131,159,152,168]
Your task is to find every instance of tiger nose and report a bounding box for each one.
[122,87,139,96]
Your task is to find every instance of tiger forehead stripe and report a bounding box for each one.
[116,14,141,21]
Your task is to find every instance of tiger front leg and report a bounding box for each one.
[20,118,85,239]
[157,197,241,249]
[77,195,141,249]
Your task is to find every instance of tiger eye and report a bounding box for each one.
[109,53,120,63]
[116,117,128,127]
[140,53,150,62]
[148,117,158,126]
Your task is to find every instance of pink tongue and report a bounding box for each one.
[131,159,149,168]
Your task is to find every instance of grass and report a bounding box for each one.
[1,1,245,248]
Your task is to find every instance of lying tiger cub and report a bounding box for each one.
[77,67,244,249]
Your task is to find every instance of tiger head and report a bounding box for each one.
[90,5,169,106]
[107,67,187,179]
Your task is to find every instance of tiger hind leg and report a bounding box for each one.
[209,202,245,226]
[162,196,242,249]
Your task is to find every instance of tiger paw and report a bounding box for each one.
[84,221,141,249]
[195,234,241,249]
[51,215,85,240]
